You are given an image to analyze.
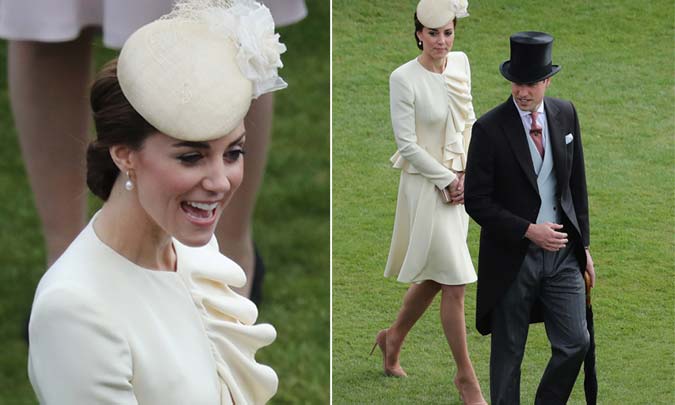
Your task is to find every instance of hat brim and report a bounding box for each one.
[499,60,561,84]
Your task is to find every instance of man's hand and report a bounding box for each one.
[525,222,568,251]
[585,248,595,288]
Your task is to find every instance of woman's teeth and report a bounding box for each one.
[187,201,218,211]
[182,201,218,221]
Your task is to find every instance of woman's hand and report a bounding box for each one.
[447,172,464,204]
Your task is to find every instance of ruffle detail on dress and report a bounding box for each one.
[175,241,278,405]
[442,67,476,171]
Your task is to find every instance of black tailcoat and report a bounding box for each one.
[465,96,590,335]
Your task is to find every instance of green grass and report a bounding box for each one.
[333,0,674,404]
[0,0,328,403]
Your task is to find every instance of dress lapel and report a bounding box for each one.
[501,97,538,192]
[545,98,567,193]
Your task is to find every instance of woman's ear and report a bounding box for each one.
[109,145,135,173]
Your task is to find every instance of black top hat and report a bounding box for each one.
[500,31,561,84]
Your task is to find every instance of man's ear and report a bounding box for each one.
[109,145,135,173]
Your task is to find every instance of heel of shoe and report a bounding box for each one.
[454,376,487,405]
[369,341,378,356]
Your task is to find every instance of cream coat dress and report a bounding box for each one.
[384,52,477,285]
[28,215,277,405]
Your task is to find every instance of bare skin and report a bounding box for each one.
[8,33,95,266]
[382,280,485,403]
[446,173,464,204]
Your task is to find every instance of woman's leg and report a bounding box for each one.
[8,31,95,266]
[215,93,274,299]
[385,280,442,371]
[440,284,486,403]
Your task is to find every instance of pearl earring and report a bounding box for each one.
[124,171,134,191]
[418,40,422,46]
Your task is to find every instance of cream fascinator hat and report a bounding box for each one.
[117,0,287,142]
[416,0,469,29]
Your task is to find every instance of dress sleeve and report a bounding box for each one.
[390,70,457,189]
[28,286,138,405]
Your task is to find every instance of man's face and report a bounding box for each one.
[511,78,551,112]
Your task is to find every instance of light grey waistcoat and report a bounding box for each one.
[527,129,561,224]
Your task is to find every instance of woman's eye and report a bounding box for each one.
[445,31,453,36]
[178,153,203,164]
[224,149,245,162]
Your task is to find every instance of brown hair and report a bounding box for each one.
[86,60,157,200]
[414,13,457,50]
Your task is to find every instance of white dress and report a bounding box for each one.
[0,0,307,48]
[28,214,277,405]
[384,52,478,285]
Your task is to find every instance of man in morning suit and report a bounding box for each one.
[464,32,596,404]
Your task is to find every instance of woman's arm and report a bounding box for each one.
[390,71,457,189]
[28,286,138,405]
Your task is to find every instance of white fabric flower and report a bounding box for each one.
[170,0,288,99]
[232,2,288,98]
[452,0,470,19]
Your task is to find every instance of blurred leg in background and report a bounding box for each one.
[218,93,273,302]
[8,30,95,266]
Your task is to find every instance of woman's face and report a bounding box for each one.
[417,20,455,61]
[130,124,246,247]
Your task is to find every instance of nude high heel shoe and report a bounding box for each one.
[370,329,407,377]
[454,375,488,405]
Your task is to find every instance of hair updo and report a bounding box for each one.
[413,12,457,50]
[87,60,157,200]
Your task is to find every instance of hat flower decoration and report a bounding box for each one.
[451,0,470,18]
[195,0,288,98]
[118,0,287,141]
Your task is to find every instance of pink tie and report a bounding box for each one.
[530,111,544,158]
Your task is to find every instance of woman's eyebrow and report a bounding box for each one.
[229,132,246,147]
[172,141,210,149]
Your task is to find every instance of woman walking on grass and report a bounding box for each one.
[372,0,486,403]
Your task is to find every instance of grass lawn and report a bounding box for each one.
[0,0,329,403]
[333,0,674,404]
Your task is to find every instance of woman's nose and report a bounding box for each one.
[202,162,231,194]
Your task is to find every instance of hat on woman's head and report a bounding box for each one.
[117,0,287,142]
[416,0,469,29]
[500,31,561,84]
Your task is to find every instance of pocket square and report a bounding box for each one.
[565,133,574,144]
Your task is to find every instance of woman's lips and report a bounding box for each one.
[180,201,218,225]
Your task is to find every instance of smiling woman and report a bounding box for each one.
[26,1,286,404]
